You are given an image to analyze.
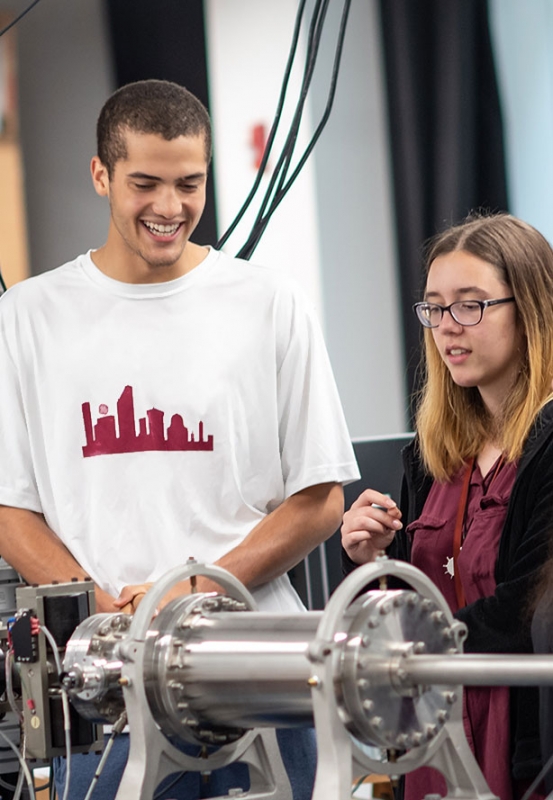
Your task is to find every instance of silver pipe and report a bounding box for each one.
[402,654,553,686]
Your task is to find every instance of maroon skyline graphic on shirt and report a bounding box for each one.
[81,385,214,457]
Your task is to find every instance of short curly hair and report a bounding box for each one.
[97,79,212,178]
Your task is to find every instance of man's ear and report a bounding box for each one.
[90,156,110,197]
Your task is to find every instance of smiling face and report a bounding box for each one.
[90,129,208,283]
[426,250,524,416]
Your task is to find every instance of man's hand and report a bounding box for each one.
[0,482,343,620]
[115,583,153,614]
[115,575,224,613]
[0,505,121,612]
[94,585,123,614]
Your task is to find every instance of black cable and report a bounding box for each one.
[0,775,17,791]
[244,0,329,237]
[236,0,350,260]
[216,0,331,258]
[0,0,42,39]
[50,763,57,800]
[215,0,308,250]
[152,771,187,800]
[266,0,351,209]
[241,0,336,242]
[237,0,352,261]
[240,0,351,259]
[519,746,553,800]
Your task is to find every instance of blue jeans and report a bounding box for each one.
[54,728,316,800]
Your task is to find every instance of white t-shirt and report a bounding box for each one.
[0,248,359,611]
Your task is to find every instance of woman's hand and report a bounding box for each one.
[341,489,402,565]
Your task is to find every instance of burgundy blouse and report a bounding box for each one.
[405,458,526,800]
[409,456,517,612]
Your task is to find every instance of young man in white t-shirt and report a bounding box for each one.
[0,80,359,799]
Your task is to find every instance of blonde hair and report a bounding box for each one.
[416,213,553,481]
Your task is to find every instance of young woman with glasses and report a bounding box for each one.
[342,212,553,800]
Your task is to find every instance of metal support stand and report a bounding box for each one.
[308,559,499,800]
[115,561,292,800]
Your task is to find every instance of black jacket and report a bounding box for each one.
[343,401,553,779]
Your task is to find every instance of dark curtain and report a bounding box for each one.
[378,0,509,407]
[104,0,218,246]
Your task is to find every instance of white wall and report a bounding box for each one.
[205,0,407,437]
[14,0,113,272]
[204,0,324,316]
[308,0,406,437]
[489,0,553,245]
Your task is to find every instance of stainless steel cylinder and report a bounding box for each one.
[143,594,322,743]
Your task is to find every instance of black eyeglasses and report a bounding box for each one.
[413,297,515,328]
